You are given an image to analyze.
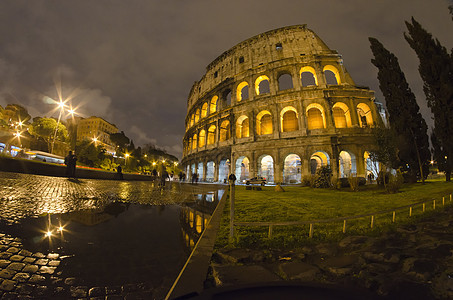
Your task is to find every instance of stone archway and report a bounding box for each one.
[218,159,230,183]
[310,151,330,175]
[206,161,215,182]
[235,156,250,183]
[258,155,274,183]
[283,154,301,183]
[339,150,357,178]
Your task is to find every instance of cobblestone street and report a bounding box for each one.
[0,171,221,299]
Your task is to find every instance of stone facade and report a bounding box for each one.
[182,25,385,184]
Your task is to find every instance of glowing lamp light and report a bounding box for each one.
[92,137,98,142]
[430,160,434,165]
[152,162,156,166]
[125,153,130,158]
[162,160,166,163]
[45,231,52,238]
[174,162,178,166]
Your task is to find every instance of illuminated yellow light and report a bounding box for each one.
[152,162,156,166]
[58,101,65,109]
[430,160,434,165]
[174,162,178,166]
[45,231,52,237]
[144,154,147,158]
[162,160,166,163]
[125,153,130,158]
[92,137,98,142]
[58,226,64,232]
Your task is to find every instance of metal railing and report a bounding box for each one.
[233,193,453,239]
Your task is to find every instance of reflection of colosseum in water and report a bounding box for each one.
[182,25,386,184]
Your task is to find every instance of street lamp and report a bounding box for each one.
[51,100,66,154]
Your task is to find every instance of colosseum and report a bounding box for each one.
[181,25,386,184]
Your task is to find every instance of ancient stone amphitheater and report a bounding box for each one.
[182,25,385,184]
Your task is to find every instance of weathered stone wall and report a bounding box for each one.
[182,25,383,184]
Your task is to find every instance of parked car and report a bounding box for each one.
[245,177,266,186]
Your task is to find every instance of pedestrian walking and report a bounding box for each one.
[64,151,77,178]
[116,165,123,180]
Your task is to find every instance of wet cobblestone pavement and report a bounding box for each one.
[0,171,221,299]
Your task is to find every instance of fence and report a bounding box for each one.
[232,193,453,240]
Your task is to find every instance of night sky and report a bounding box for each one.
[0,0,452,159]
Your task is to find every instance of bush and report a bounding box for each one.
[386,170,404,193]
[313,166,332,188]
[302,175,313,187]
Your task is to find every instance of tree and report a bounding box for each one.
[109,131,130,154]
[369,37,430,183]
[4,104,31,124]
[431,131,449,178]
[405,18,453,181]
[75,140,106,168]
[29,117,68,152]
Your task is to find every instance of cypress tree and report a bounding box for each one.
[404,18,453,181]
[369,37,430,183]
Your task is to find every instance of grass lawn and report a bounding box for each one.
[215,180,453,249]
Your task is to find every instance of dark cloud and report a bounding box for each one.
[0,0,452,158]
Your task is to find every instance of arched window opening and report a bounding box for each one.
[306,104,325,130]
[339,151,357,178]
[278,73,293,91]
[310,151,330,175]
[281,107,298,132]
[323,65,341,85]
[300,66,318,87]
[197,162,204,182]
[210,96,218,114]
[333,107,347,128]
[283,154,301,184]
[207,125,216,145]
[357,103,374,127]
[255,75,270,95]
[190,114,195,126]
[223,90,232,107]
[195,109,200,123]
[206,161,215,182]
[199,130,206,147]
[236,115,249,138]
[219,120,230,142]
[237,82,249,101]
[192,134,197,149]
[235,156,250,182]
[201,103,208,118]
[218,159,230,183]
[256,111,273,135]
[258,155,274,183]
[324,70,338,85]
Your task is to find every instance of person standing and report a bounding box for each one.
[69,152,77,178]
[64,151,74,177]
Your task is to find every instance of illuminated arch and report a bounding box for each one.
[190,114,195,126]
[310,151,330,174]
[219,120,230,142]
[283,154,301,184]
[207,125,216,145]
[256,110,273,135]
[236,115,249,138]
[357,103,374,127]
[199,129,206,147]
[255,75,270,95]
[206,161,215,181]
[299,66,318,87]
[332,102,352,128]
[194,108,200,123]
[201,102,208,118]
[280,106,298,132]
[236,81,249,101]
[210,96,218,114]
[258,155,274,183]
[192,134,197,149]
[323,65,341,85]
[235,156,250,182]
[306,103,326,129]
[339,150,357,178]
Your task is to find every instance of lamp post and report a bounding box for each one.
[50,101,65,154]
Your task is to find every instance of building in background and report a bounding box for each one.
[75,116,118,155]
